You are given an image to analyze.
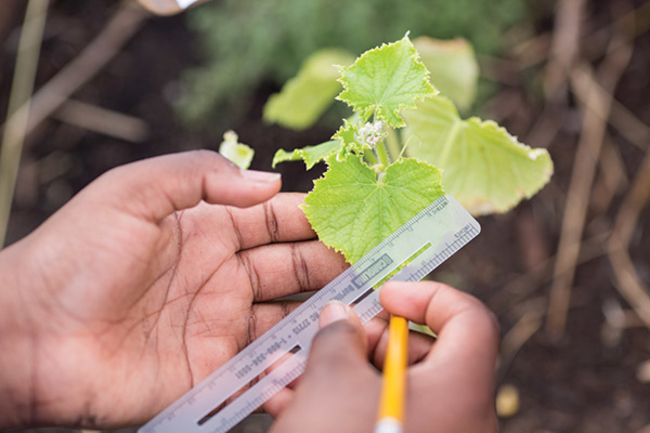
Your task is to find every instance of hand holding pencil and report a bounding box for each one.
[266,281,500,433]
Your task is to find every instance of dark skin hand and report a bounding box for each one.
[0,151,350,428]
[268,281,500,433]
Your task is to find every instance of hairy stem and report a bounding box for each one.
[376,141,391,168]
[385,129,401,161]
[364,148,379,166]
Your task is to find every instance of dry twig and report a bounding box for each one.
[523,104,563,151]
[499,309,544,380]
[544,0,586,100]
[54,99,150,143]
[3,2,149,138]
[592,135,629,213]
[608,149,650,330]
[569,66,650,152]
[511,1,650,70]
[488,231,608,315]
[546,31,634,337]
[0,0,49,247]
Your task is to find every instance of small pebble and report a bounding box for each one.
[496,384,520,418]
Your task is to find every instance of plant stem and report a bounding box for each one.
[376,141,391,167]
[364,148,379,166]
[385,129,401,161]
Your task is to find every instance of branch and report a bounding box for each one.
[54,99,150,143]
[8,2,148,138]
[608,149,650,331]
[0,0,49,247]
[546,34,634,338]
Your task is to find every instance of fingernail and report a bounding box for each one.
[240,169,281,183]
[319,301,351,328]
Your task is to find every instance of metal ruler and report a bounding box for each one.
[139,194,480,433]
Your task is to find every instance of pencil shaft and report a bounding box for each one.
[376,315,409,431]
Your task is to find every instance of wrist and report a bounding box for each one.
[0,241,38,428]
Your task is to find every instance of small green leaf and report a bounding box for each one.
[264,49,355,130]
[272,140,341,170]
[337,35,437,128]
[409,322,437,337]
[331,120,369,154]
[302,153,445,263]
[403,95,553,214]
[218,130,254,169]
[413,37,479,111]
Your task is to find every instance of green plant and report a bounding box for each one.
[222,35,553,264]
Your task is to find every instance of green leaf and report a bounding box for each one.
[337,35,437,128]
[302,154,445,263]
[264,49,355,130]
[403,95,553,215]
[413,37,479,112]
[218,130,254,169]
[272,140,341,170]
[409,322,437,337]
[331,119,370,154]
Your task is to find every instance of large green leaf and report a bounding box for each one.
[403,95,553,215]
[337,35,437,128]
[302,153,444,263]
[413,37,479,111]
[272,140,341,170]
[263,49,355,130]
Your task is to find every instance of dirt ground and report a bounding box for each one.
[1,1,649,432]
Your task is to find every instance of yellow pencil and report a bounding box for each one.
[375,314,409,433]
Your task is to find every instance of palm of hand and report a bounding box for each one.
[23,192,344,427]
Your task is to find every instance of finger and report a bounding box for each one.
[379,281,499,371]
[304,302,370,377]
[267,303,380,433]
[225,193,317,250]
[238,240,347,302]
[260,302,373,419]
[93,150,281,222]
[364,316,434,369]
[263,387,295,418]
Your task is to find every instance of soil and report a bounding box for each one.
[1,1,649,432]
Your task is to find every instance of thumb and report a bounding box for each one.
[92,150,281,222]
[303,302,368,377]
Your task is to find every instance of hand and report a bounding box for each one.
[267,281,500,433]
[0,151,347,429]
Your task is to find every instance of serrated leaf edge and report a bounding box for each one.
[335,34,439,128]
[272,140,341,170]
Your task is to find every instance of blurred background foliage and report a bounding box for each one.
[176,0,533,129]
